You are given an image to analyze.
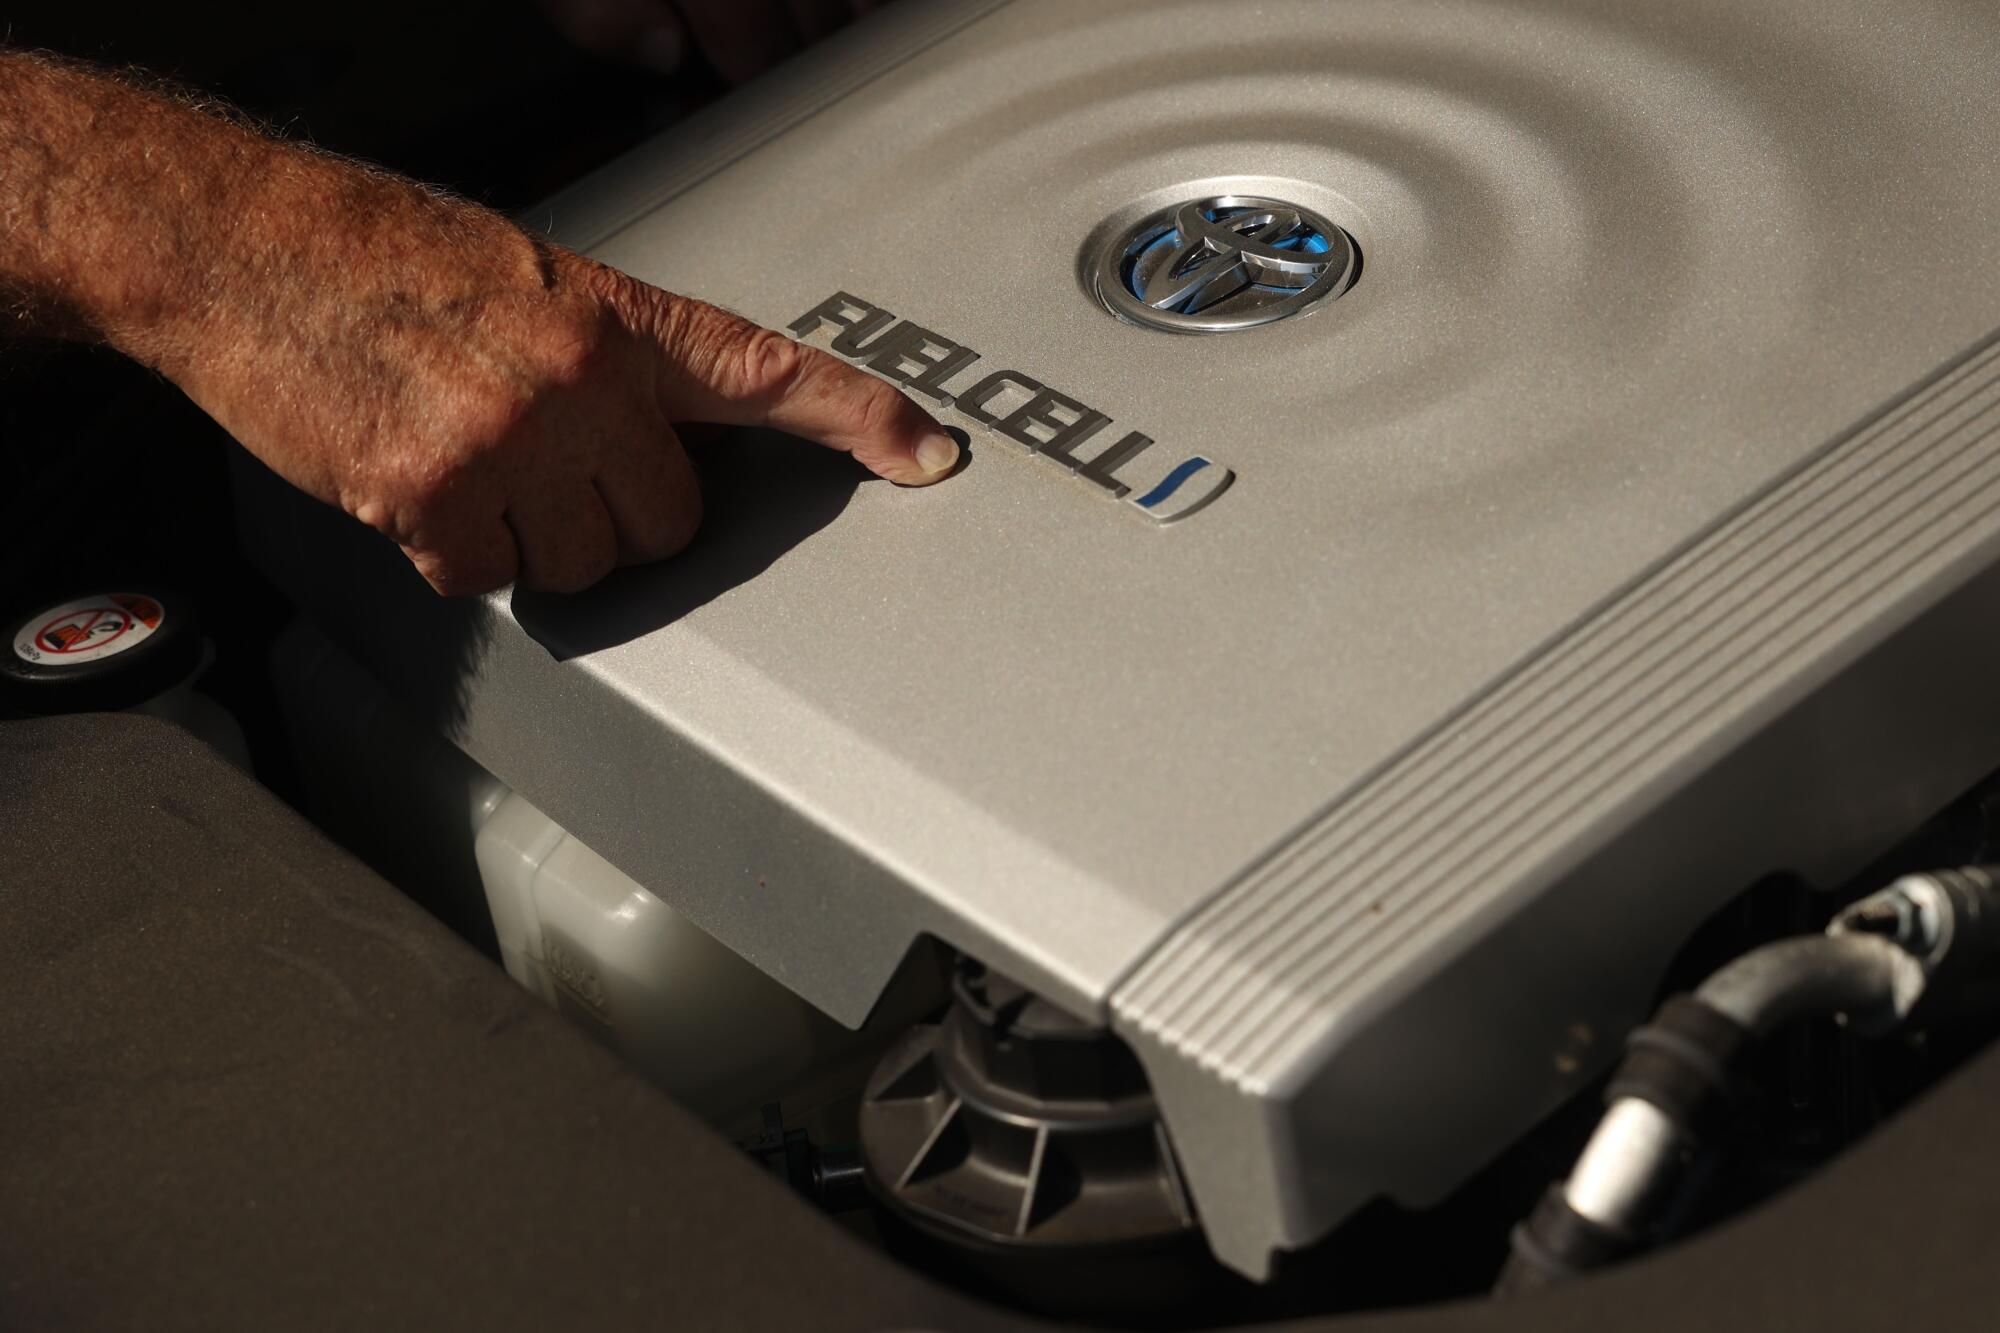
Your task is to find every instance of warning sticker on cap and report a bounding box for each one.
[12,594,164,667]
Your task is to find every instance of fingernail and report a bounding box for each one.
[915,431,960,476]
[635,25,685,75]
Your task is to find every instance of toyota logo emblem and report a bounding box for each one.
[1090,195,1359,334]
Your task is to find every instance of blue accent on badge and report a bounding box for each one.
[1133,456,1213,509]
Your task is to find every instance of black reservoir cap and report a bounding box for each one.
[2,590,201,715]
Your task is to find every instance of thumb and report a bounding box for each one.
[648,294,961,485]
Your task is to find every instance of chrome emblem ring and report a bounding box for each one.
[1090,195,1359,334]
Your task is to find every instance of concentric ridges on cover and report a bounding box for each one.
[1114,334,2000,1093]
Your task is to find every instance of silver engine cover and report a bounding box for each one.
[238,0,2000,1278]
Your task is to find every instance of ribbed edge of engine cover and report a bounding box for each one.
[1115,328,2000,1277]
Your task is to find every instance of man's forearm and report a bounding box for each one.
[0,51,545,384]
[2,52,271,361]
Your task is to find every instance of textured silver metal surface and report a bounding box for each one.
[1118,330,2000,1274]
[232,0,2000,1281]
[1119,339,2000,1080]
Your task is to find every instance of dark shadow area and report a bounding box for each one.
[510,427,873,660]
[7,1,723,213]
[224,445,494,738]
[0,348,311,802]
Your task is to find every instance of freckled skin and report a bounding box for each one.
[0,50,958,595]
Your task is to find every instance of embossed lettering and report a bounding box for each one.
[786,292,883,340]
[1000,387,1112,466]
[953,371,1044,429]
[865,322,981,406]
[1075,431,1155,498]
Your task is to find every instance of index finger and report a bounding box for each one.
[646,293,961,485]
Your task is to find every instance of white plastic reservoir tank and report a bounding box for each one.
[474,789,845,1121]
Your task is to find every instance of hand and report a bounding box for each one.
[166,169,957,595]
[536,0,888,84]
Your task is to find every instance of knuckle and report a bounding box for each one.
[390,461,467,530]
[452,381,537,452]
[535,303,614,389]
[655,489,705,560]
[580,544,618,588]
[350,465,452,542]
[429,565,505,598]
[734,327,806,401]
[523,511,619,593]
[850,374,912,440]
[615,478,704,565]
[654,294,808,404]
[532,549,614,595]
[572,253,653,324]
[409,548,510,599]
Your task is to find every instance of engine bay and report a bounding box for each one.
[6,0,2000,1326]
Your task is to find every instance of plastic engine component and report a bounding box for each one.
[473,789,839,1120]
[858,961,1194,1252]
[2,589,198,714]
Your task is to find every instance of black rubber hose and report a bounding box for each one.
[1498,934,1914,1295]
